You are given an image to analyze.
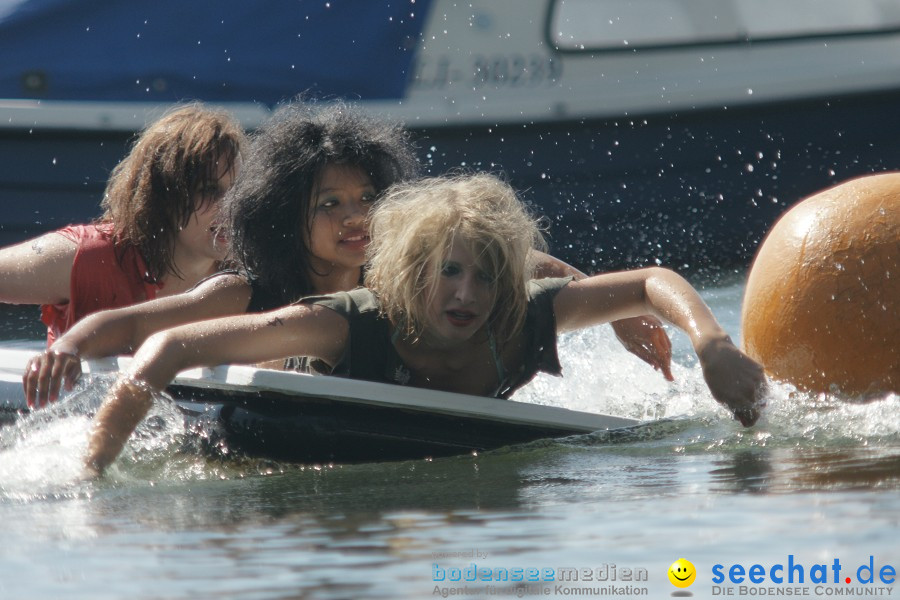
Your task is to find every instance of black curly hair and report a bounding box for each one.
[223,100,419,306]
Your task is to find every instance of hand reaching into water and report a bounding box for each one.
[611,316,674,381]
[83,377,156,476]
[22,341,82,408]
[697,336,767,426]
[528,251,674,380]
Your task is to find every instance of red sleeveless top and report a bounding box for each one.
[40,224,161,344]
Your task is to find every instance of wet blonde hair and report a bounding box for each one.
[365,173,546,343]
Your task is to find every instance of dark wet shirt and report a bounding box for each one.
[297,277,571,399]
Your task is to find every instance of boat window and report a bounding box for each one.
[0,0,28,21]
[550,0,900,51]
[735,0,888,38]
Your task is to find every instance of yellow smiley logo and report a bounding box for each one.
[668,558,697,588]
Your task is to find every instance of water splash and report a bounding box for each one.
[515,323,718,422]
[0,375,187,499]
[2,274,896,490]
[514,318,900,455]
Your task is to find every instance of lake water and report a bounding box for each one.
[0,277,898,600]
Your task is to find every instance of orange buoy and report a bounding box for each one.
[741,172,900,396]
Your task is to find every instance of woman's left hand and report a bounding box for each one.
[698,336,767,426]
[611,316,674,381]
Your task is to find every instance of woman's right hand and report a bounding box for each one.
[22,342,82,408]
[84,376,155,476]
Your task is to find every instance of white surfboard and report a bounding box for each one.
[0,345,639,463]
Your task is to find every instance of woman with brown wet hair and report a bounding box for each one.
[0,102,246,343]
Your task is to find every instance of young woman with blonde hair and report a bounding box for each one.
[80,173,766,476]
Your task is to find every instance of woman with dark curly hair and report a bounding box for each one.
[227,100,420,313]
[0,102,245,344]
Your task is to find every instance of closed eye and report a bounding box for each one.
[195,184,225,209]
[477,270,495,284]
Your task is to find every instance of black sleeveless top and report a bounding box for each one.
[297,277,572,399]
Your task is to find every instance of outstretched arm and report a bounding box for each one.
[83,303,349,476]
[0,232,75,305]
[23,273,252,408]
[553,267,765,425]
[532,250,673,380]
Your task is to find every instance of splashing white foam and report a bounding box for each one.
[514,323,720,422]
[0,376,186,498]
[514,317,900,450]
